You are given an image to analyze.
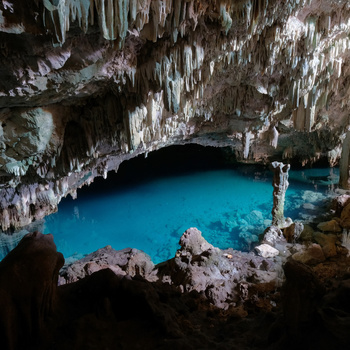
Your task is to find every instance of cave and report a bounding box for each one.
[37,143,337,265]
[2,0,350,349]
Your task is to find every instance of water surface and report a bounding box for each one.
[42,150,339,264]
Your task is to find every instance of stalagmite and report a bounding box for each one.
[271,161,290,227]
[339,131,350,189]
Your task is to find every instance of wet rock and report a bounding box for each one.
[303,202,316,210]
[302,191,326,203]
[239,230,259,248]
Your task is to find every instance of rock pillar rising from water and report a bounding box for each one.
[339,131,350,189]
[271,161,290,227]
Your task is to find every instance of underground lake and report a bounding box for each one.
[0,145,340,264]
[40,145,339,264]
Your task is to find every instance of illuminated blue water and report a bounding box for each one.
[43,159,339,264]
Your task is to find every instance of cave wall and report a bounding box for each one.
[1,0,350,231]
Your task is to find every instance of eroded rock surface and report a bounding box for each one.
[1,0,350,230]
[59,245,157,284]
[2,224,350,348]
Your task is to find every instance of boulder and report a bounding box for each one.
[299,224,314,241]
[317,219,342,233]
[255,244,279,258]
[341,202,350,229]
[178,227,215,255]
[0,232,64,350]
[313,232,337,258]
[283,222,304,242]
[158,228,282,309]
[291,244,326,265]
[60,245,157,284]
[331,194,350,216]
[262,225,286,247]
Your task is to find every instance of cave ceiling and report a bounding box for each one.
[0,0,350,231]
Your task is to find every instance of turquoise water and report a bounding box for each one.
[42,150,339,264]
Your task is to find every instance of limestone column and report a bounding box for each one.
[271,161,290,227]
[339,131,350,189]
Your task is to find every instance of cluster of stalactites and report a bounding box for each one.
[42,0,200,45]
[41,0,304,46]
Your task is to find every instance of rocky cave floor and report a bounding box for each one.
[2,192,350,349]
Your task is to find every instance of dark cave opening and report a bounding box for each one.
[81,144,242,194]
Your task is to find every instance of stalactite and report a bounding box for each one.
[1,0,350,231]
[269,126,279,148]
[242,130,253,159]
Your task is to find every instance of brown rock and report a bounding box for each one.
[0,232,64,350]
[313,232,338,258]
[283,222,304,242]
[292,244,326,265]
[340,202,350,229]
[317,219,342,233]
[299,224,314,242]
[282,260,325,337]
[331,194,350,216]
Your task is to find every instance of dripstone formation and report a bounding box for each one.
[1,0,350,232]
[3,2,350,347]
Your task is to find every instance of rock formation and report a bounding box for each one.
[271,161,290,227]
[0,231,64,350]
[3,2,350,348]
[2,221,350,348]
[0,0,350,231]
